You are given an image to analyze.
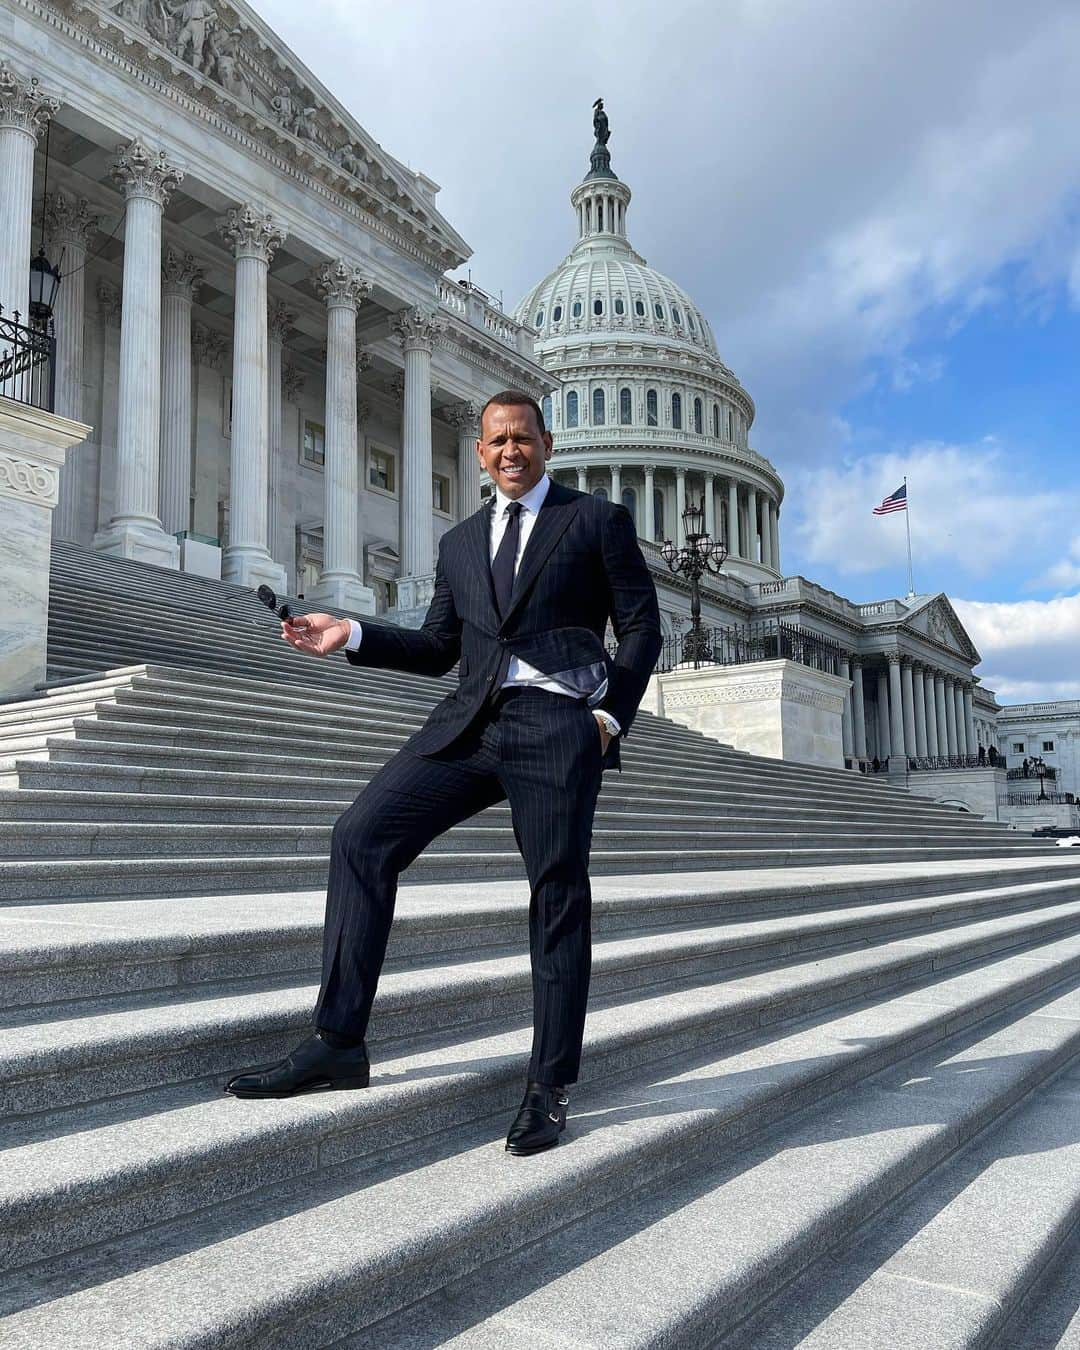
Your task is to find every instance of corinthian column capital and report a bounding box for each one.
[161,245,203,301]
[0,63,60,138]
[217,203,285,263]
[313,258,372,309]
[44,191,100,250]
[391,305,444,353]
[444,399,481,437]
[268,299,297,344]
[111,138,184,206]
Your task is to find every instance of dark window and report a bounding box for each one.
[1044,740,1055,752]
[672,305,682,325]
[653,488,665,542]
[622,486,637,520]
[552,303,563,322]
[541,394,552,429]
[646,388,658,426]
[535,310,544,327]
[619,387,632,425]
[654,301,664,321]
[597,200,604,230]
[593,486,608,501]
[571,299,582,318]
[614,296,625,315]
[671,392,682,430]
[712,403,720,438]
[634,298,645,316]
[693,397,703,434]
[566,390,579,428]
[593,297,603,316]
[592,387,605,425]
[688,313,696,334]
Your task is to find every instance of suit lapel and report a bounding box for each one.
[460,498,498,622]
[501,482,581,629]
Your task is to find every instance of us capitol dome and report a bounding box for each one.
[513,100,784,591]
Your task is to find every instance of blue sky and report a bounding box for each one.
[252,0,1080,700]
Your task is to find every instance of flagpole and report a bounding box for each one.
[904,475,914,598]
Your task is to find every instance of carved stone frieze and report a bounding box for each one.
[217,203,285,262]
[111,138,184,206]
[0,62,60,138]
[0,451,58,506]
[161,245,204,300]
[312,258,372,309]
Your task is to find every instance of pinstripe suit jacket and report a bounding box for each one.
[345,479,662,769]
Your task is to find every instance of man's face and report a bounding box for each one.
[476,403,552,499]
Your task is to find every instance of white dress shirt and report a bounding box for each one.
[343,472,619,735]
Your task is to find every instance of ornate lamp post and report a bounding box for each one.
[1031,755,1049,802]
[661,495,727,664]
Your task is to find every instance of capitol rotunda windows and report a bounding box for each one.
[593,388,606,425]
[565,390,579,428]
[671,392,683,430]
[619,387,633,425]
[647,389,658,426]
[635,298,645,316]
[694,397,703,434]
[542,394,553,429]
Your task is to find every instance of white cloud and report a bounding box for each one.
[790,440,1069,579]
[953,592,1080,701]
[1029,535,1080,591]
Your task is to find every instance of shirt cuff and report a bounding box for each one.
[593,709,621,737]
[344,619,363,652]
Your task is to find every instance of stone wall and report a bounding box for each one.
[902,767,1006,820]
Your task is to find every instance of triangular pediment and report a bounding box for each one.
[903,594,981,663]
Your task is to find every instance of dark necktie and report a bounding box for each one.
[492,500,523,618]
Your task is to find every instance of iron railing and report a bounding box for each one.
[861,752,1003,774]
[624,619,849,676]
[0,305,55,411]
[1000,791,1075,807]
[1006,765,1057,782]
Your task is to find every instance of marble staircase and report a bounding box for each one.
[0,541,1077,1346]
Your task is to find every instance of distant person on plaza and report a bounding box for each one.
[224,390,661,1157]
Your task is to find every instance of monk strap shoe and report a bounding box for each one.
[505,1081,569,1156]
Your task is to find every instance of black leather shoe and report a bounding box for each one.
[224,1031,370,1098]
[505,1081,569,1155]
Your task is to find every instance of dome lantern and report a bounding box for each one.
[569,97,632,247]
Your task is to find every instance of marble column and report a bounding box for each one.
[266,299,294,574]
[216,202,287,591]
[963,687,976,755]
[851,659,867,759]
[769,501,780,569]
[953,682,968,756]
[0,65,58,321]
[934,673,949,758]
[746,486,758,563]
[446,401,481,520]
[307,259,375,613]
[888,654,906,762]
[158,247,202,538]
[727,479,740,556]
[924,670,939,757]
[839,655,853,759]
[391,306,444,581]
[576,465,588,492]
[93,139,183,569]
[610,462,622,507]
[703,471,715,537]
[912,663,928,758]
[675,467,687,547]
[944,678,959,756]
[756,499,772,572]
[900,658,917,760]
[44,192,99,541]
[876,668,891,760]
[643,463,655,542]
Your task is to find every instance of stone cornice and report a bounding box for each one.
[437,331,550,399]
[13,0,466,275]
[544,353,755,417]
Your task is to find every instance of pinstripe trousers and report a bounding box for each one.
[314,687,604,1085]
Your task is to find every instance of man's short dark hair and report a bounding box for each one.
[480,390,546,437]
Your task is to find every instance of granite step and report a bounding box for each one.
[4,884,1079,1120]
[721,1050,1080,1349]
[4,931,1079,1347]
[4,866,1080,1011]
[358,965,1080,1350]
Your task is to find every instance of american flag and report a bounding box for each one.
[873,483,907,515]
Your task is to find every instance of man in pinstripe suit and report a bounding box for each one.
[226,391,662,1155]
